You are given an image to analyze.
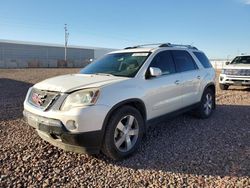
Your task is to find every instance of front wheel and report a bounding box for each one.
[102,106,144,160]
[194,88,215,119]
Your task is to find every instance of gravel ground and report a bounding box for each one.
[0,68,249,187]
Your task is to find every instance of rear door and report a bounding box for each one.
[171,50,202,107]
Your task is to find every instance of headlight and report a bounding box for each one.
[61,88,100,111]
[221,69,226,74]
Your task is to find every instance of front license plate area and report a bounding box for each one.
[234,81,242,86]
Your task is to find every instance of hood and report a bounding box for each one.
[225,64,250,69]
[34,74,128,92]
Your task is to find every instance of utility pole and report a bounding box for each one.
[64,24,69,61]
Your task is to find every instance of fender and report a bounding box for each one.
[99,98,147,144]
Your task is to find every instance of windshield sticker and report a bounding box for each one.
[132,53,149,57]
[118,58,124,61]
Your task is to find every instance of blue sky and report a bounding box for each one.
[0,0,250,58]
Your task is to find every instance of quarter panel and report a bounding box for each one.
[197,68,216,100]
[181,69,203,107]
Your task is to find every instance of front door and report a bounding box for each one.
[143,50,183,120]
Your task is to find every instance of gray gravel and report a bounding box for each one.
[0,68,250,187]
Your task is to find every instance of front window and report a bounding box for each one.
[80,52,151,77]
[149,50,176,75]
[231,56,250,64]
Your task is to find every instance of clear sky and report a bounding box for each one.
[0,0,250,58]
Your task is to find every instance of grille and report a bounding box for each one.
[225,69,250,76]
[28,88,59,110]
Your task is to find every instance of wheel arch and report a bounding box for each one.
[203,82,216,109]
[205,82,215,93]
[100,98,147,143]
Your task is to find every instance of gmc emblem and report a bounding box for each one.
[32,93,47,106]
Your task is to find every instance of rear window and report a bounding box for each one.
[171,50,198,72]
[194,52,212,68]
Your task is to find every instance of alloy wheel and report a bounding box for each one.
[114,115,139,152]
[204,93,213,116]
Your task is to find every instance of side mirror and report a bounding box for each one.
[149,67,162,77]
[225,61,230,65]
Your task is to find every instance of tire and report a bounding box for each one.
[102,105,144,160]
[219,84,229,90]
[194,88,215,119]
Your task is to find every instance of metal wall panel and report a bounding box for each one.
[0,42,95,68]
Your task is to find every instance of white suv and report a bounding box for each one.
[219,55,250,90]
[23,43,216,160]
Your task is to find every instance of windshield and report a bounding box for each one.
[80,52,151,77]
[231,56,250,64]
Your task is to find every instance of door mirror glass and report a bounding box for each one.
[149,67,162,77]
[225,61,230,65]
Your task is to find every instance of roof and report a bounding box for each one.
[237,54,250,57]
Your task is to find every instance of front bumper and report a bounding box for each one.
[219,74,250,86]
[23,110,103,154]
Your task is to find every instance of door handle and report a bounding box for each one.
[175,80,180,85]
[197,76,201,79]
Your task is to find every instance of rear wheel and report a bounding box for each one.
[219,84,229,90]
[102,106,144,160]
[194,88,215,119]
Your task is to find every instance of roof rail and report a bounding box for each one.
[124,43,198,50]
[124,43,165,49]
[162,43,198,50]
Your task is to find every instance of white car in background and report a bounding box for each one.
[219,55,250,90]
[23,43,216,160]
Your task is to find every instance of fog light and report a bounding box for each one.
[66,120,77,130]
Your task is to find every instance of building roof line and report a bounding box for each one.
[0,39,117,50]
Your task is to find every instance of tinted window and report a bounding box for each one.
[194,52,212,68]
[150,51,176,75]
[172,50,198,72]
